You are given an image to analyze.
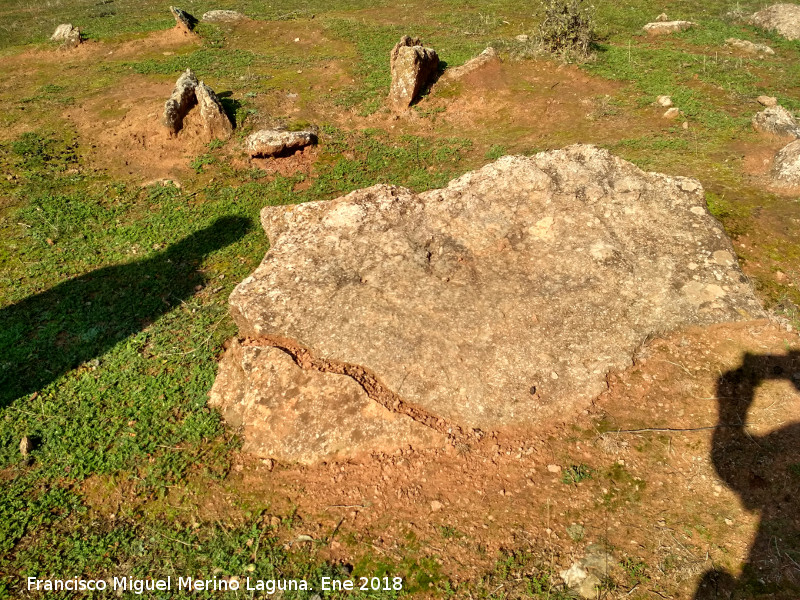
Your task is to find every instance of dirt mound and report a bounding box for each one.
[212,145,763,463]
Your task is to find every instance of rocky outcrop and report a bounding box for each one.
[51,24,81,48]
[388,36,439,109]
[201,10,246,23]
[163,69,198,135]
[725,38,775,55]
[643,21,695,35]
[770,140,800,187]
[752,105,800,139]
[437,47,499,84]
[196,81,233,141]
[245,130,316,157]
[209,341,443,463]
[170,6,197,33]
[212,145,763,463]
[750,4,800,40]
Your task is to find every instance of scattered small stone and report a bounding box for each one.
[515,34,530,42]
[757,95,778,107]
[201,10,246,23]
[430,500,444,511]
[683,121,689,129]
[388,36,439,109]
[752,105,800,139]
[170,6,197,33]
[245,129,317,158]
[663,107,681,119]
[262,458,275,471]
[770,139,800,187]
[196,81,233,141]
[566,523,585,541]
[644,20,696,35]
[657,95,673,107]
[560,544,617,599]
[162,68,198,135]
[20,436,33,457]
[725,37,775,56]
[656,13,670,22]
[750,4,800,41]
[547,464,562,473]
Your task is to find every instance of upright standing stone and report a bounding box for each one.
[388,36,439,110]
[170,6,197,34]
[196,81,233,141]
[163,69,198,135]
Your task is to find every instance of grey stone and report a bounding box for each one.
[162,69,198,135]
[437,47,499,85]
[643,20,695,35]
[245,130,316,158]
[208,340,444,464]
[750,4,800,40]
[770,140,800,188]
[216,145,763,459]
[725,37,775,55]
[170,6,197,33]
[560,544,616,599]
[51,24,81,48]
[201,10,246,23]
[196,81,233,141]
[752,105,800,139]
[389,36,439,109]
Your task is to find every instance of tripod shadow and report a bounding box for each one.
[0,216,250,410]
[694,352,800,598]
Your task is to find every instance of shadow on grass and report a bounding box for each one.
[694,352,800,598]
[0,216,250,410]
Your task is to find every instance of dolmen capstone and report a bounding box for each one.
[210,145,764,464]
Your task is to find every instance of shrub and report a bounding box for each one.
[538,0,597,58]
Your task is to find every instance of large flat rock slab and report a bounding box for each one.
[217,145,763,459]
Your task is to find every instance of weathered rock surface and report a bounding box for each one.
[437,47,499,84]
[770,140,800,187]
[209,340,443,463]
[51,23,81,48]
[196,81,233,140]
[170,6,197,33]
[560,545,616,599]
[388,36,439,109]
[725,37,775,55]
[201,10,246,23]
[752,105,800,139]
[758,95,778,107]
[750,4,800,40]
[245,130,316,157]
[663,107,680,119]
[214,145,764,462]
[163,69,198,135]
[643,20,695,35]
[657,95,673,107]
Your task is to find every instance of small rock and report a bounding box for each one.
[683,121,689,129]
[20,436,33,457]
[196,81,233,141]
[430,500,444,511]
[663,107,681,119]
[170,6,197,33]
[657,95,673,107]
[547,464,562,473]
[515,34,530,42]
[752,105,800,139]
[757,95,778,107]
[644,21,696,35]
[51,23,81,48]
[389,36,439,109]
[438,47,499,85]
[201,10,245,23]
[566,523,585,541]
[770,139,800,187]
[776,270,787,282]
[750,4,800,41]
[656,13,670,22]
[163,69,198,135]
[262,458,275,471]
[245,129,317,158]
[725,38,775,56]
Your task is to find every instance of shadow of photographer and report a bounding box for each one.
[0,216,250,410]
[694,351,800,598]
